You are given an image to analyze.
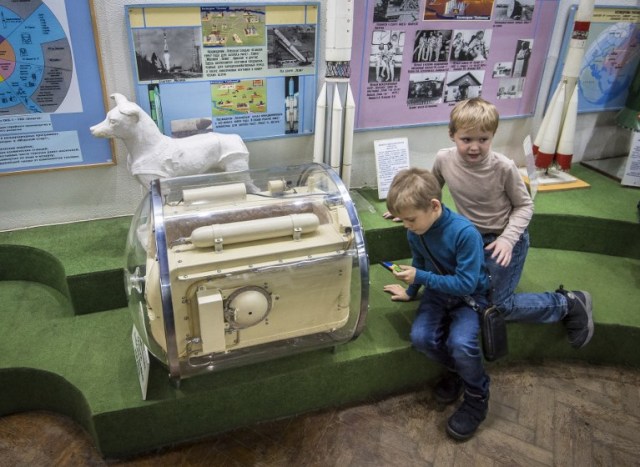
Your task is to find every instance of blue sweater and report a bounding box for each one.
[405,205,490,299]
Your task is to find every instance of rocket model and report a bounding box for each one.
[313,0,355,188]
[533,0,595,171]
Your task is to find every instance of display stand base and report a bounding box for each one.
[520,167,590,192]
[1,166,639,460]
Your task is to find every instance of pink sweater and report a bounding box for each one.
[432,147,533,247]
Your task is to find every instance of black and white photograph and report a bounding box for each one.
[412,29,452,63]
[170,118,213,138]
[497,77,525,99]
[493,0,535,22]
[512,39,533,77]
[407,71,445,105]
[444,70,484,102]
[492,61,514,78]
[369,30,404,83]
[449,29,492,62]
[373,0,420,23]
[267,25,316,69]
[132,27,204,82]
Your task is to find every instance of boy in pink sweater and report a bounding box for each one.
[432,97,593,351]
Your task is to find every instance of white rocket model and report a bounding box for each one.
[313,83,327,163]
[313,0,355,188]
[533,0,594,171]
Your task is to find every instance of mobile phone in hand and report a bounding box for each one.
[380,261,402,273]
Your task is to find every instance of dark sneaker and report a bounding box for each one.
[434,371,463,404]
[556,285,594,349]
[446,391,489,441]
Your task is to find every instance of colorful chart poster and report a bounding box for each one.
[126,3,319,142]
[550,6,640,113]
[350,0,558,131]
[0,0,112,175]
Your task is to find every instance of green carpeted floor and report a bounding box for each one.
[0,164,638,457]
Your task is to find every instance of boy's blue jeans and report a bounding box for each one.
[483,230,567,323]
[410,292,490,397]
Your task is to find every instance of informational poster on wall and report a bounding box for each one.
[126,3,319,142]
[0,0,113,175]
[349,0,559,131]
[550,6,640,113]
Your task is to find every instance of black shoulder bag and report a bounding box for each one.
[419,237,508,361]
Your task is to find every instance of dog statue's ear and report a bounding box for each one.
[111,93,140,120]
[111,93,129,106]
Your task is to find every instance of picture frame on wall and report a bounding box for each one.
[124,2,320,142]
[0,0,114,176]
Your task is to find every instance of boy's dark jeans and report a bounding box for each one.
[483,229,566,323]
[410,291,490,397]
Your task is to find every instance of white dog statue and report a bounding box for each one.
[90,93,250,187]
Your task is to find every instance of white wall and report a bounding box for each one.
[0,0,634,231]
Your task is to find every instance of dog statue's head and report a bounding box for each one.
[89,93,144,140]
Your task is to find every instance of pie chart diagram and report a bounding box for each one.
[0,0,73,115]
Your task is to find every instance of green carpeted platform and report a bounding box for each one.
[1,165,639,458]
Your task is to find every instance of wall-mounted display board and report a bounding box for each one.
[349,0,558,131]
[550,5,640,114]
[125,3,319,142]
[0,0,113,175]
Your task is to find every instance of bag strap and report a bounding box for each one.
[419,235,445,275]
[419,235,482,312]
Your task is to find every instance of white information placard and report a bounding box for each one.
[374,137,410,200]
[622,131,640,188]
[132,325,150,400]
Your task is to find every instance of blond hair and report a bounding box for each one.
[448,97,499,136]
[386,168,442,217]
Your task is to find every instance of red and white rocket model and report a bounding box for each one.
[533,0,594,171]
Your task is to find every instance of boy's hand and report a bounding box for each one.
[382,211,401,222]
[383,284,413,301]
[392,265,416,284]
[485,239,513,267]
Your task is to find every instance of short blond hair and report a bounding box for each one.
[448,97,499,136]
[386,168,442,217]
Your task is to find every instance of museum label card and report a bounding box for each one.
[374,137,410,200]
[132,325,150,400]
[622,131,640,188]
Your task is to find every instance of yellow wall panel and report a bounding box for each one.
[266,5,316,25]
[306,5,318,23]
[128,8,145,28]
[140,7,201,27]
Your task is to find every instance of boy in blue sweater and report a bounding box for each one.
[383,167,491,440]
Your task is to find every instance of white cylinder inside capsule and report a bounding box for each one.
[183,183,247,205]
[189,213,320,247]
[268,179,286,195]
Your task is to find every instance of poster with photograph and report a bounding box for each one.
[126,3,319,142]
[351,0,558,131]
